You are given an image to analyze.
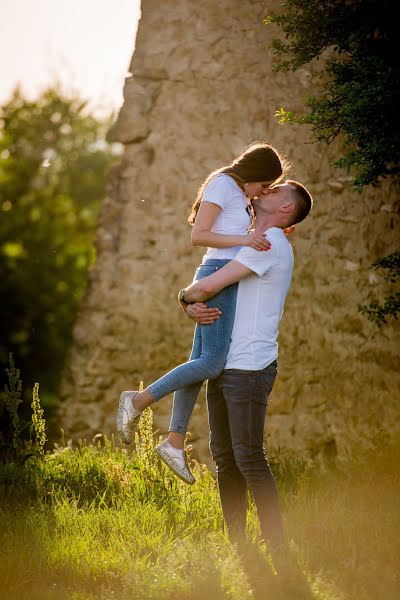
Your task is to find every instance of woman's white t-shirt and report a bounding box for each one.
[201,174,251,260]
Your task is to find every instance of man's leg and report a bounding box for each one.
[220,363,283,548]
[206,376,247,541]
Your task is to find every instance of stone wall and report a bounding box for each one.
[60,0,399,463]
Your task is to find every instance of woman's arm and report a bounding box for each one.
[191,202,270,251]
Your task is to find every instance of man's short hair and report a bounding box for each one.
[286,180,313,225]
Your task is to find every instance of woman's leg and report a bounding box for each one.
[167,326,202,449]
[133,260,238,423]
[153,260,236,483]
[167,384,203,448]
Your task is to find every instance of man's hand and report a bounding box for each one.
[186,302,221,325]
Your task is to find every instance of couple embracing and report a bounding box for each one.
[117,141,313,549]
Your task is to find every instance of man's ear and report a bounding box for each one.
[280,201,295,214]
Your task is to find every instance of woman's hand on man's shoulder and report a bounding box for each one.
[246,232,271,251]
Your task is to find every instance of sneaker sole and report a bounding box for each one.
[155,445,195,485]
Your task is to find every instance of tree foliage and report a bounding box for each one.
[266,0,399,190]
[0,88,119,402]
[265,0,399,326]
[358,252,400,326]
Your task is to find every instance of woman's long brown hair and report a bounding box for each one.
[188,142,289,225]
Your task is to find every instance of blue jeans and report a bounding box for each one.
[207,362,283,547]
[148,259,238,435]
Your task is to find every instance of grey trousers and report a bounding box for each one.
[206,361,283,547]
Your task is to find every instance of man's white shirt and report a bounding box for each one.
[225,227,294,370]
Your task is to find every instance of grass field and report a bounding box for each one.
[1,407,399,600]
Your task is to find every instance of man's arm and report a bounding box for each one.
[182,260,254,303]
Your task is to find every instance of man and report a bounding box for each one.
[180,180,313,548]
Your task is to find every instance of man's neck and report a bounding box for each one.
[254,215,283,233]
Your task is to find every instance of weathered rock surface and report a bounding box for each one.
[60,0,399,464]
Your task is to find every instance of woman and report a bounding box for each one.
[117,141,289,483]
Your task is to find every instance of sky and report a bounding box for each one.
[0,0,141,116]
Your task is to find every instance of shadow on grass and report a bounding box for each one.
[236,542,315,600]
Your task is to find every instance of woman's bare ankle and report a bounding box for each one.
[167,432,185,450]
[132,389,155,412]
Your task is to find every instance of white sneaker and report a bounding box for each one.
[117,391,141,445]
[155,439,196,485]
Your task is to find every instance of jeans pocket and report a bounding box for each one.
[260,371,276,405]
[263,361,277,377]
